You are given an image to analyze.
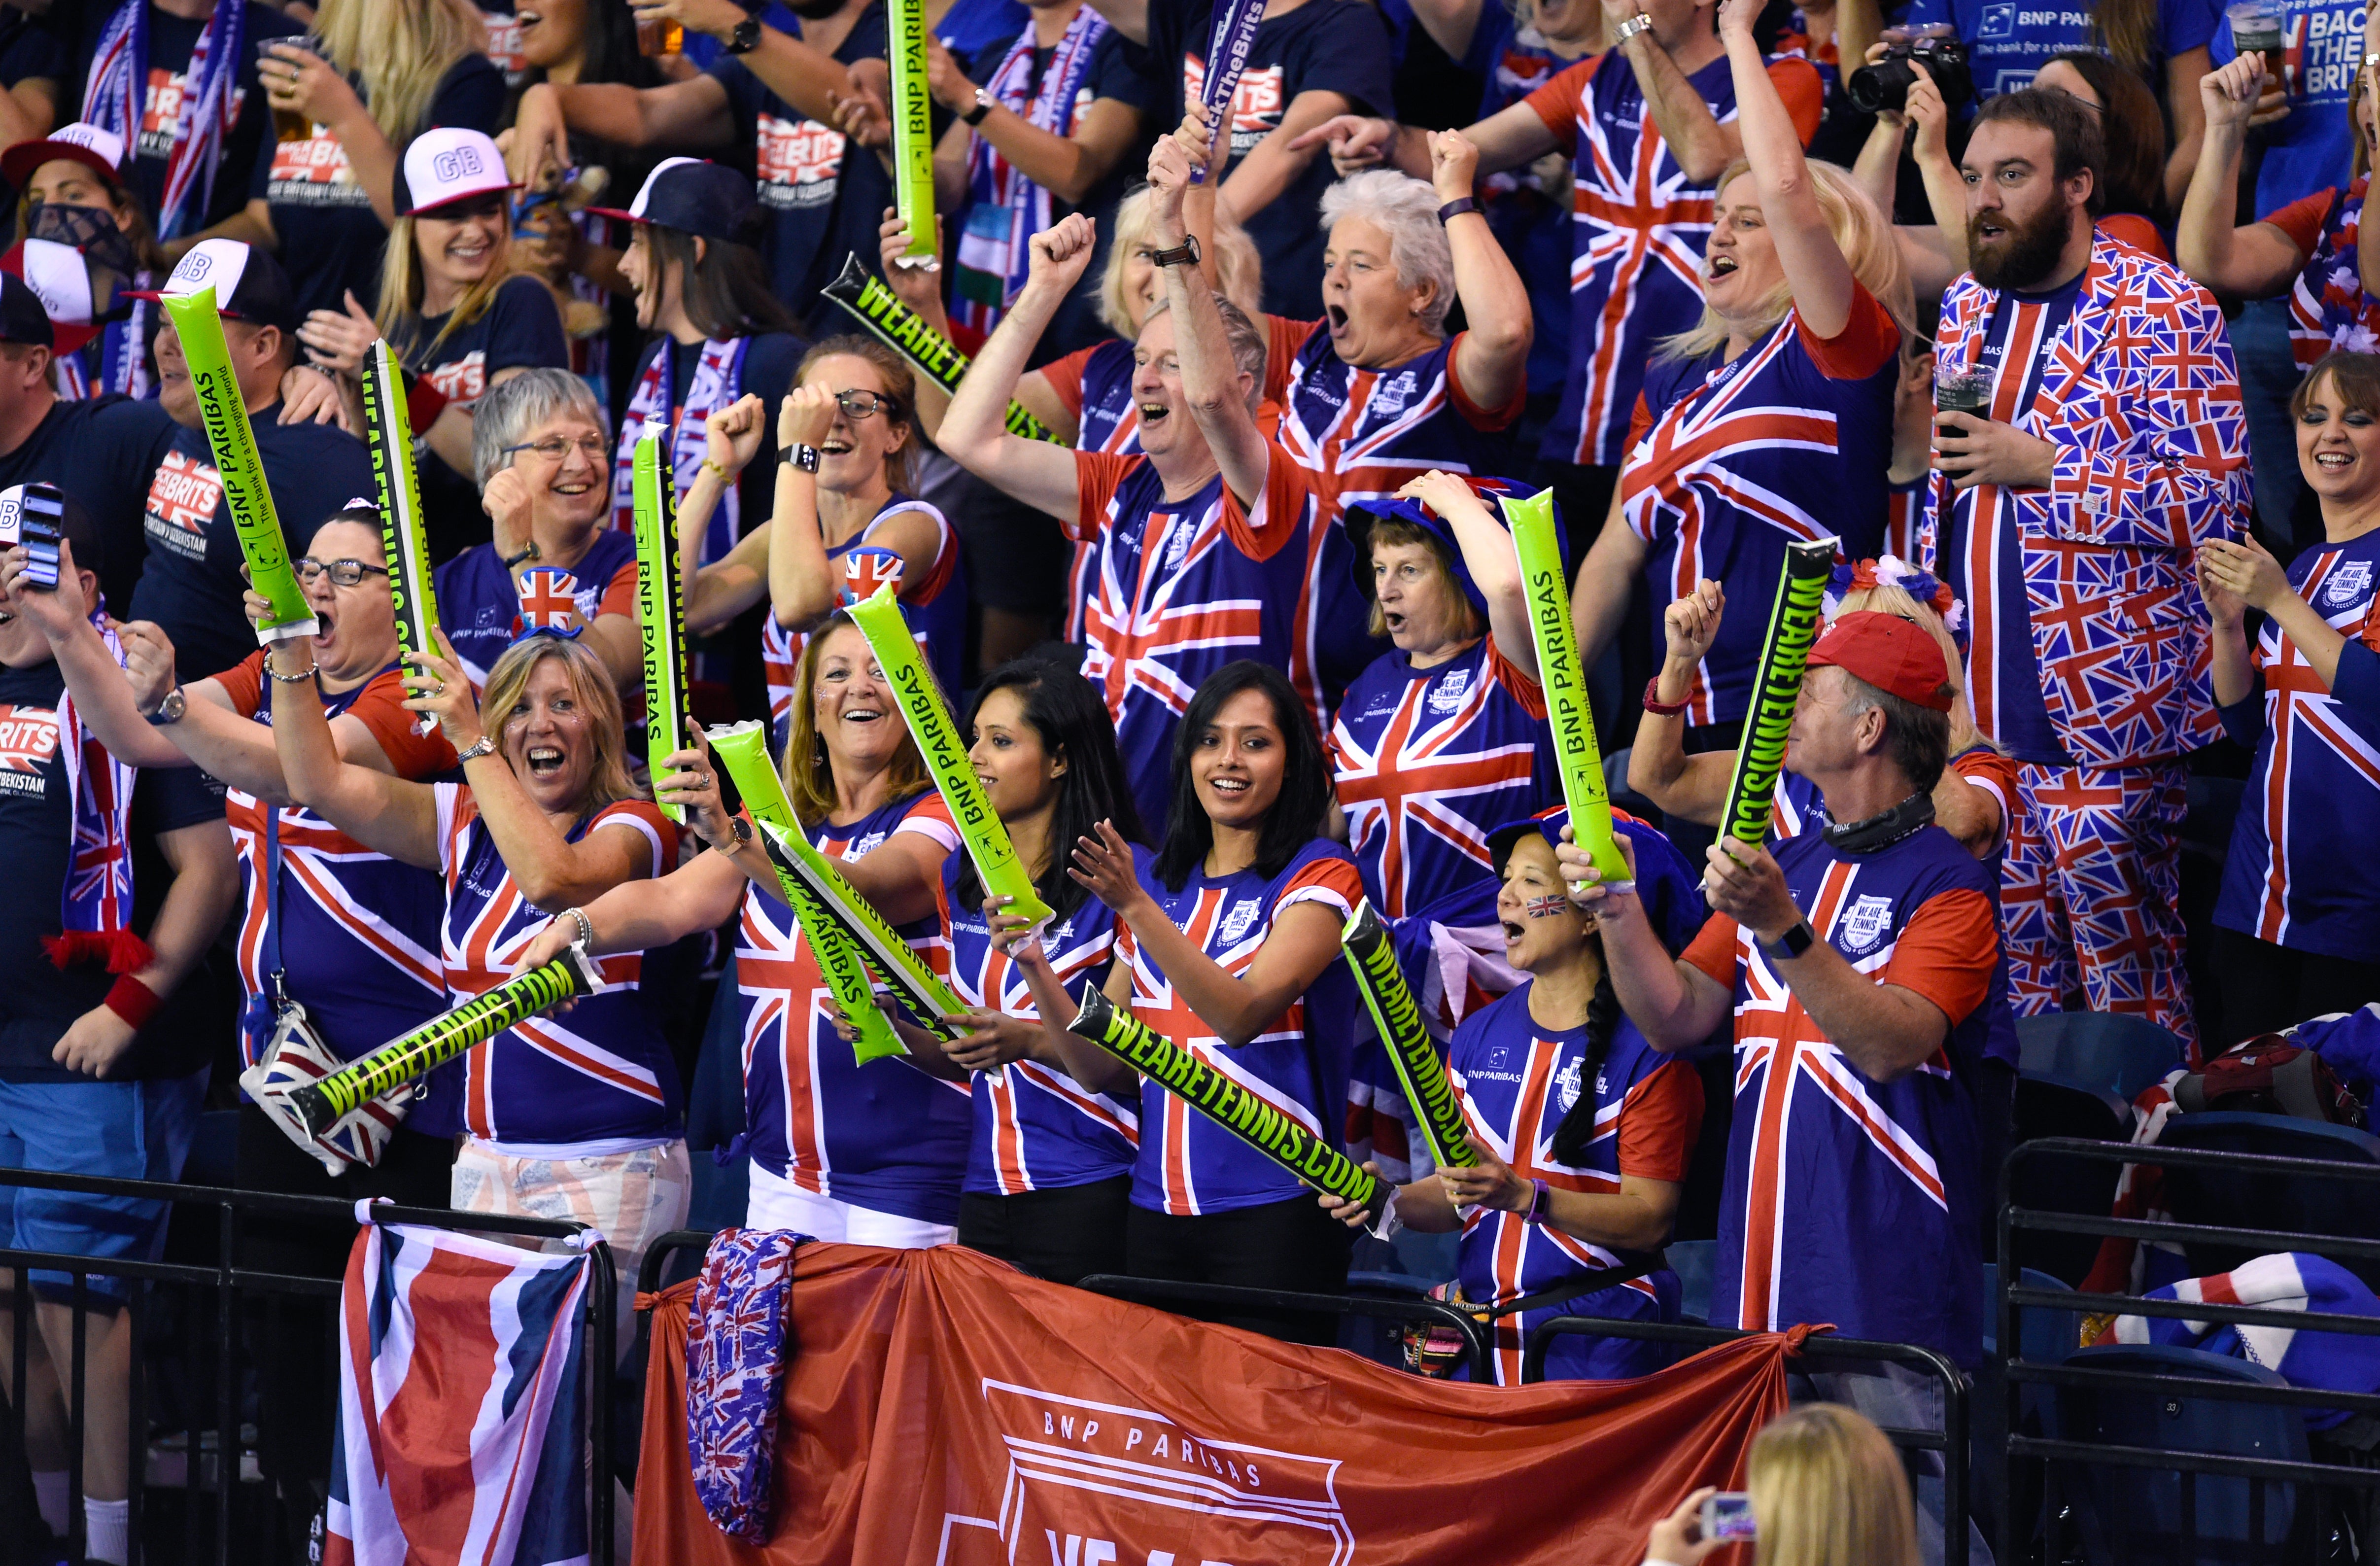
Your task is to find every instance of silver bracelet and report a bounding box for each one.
[559,906,595,951]
[266,659,318,684]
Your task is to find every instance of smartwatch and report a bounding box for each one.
[1521,1179,1553,1226]
[146,685,187,727]
[725,15,762,53]
[1436,197,1481,224]
[960,86,995,125]
[1759,920,1817,962]
[783,443,822,472]
[1149,235,1202,268]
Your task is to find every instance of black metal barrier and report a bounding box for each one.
[1076,1272,1494,1384]
[0,1167,616,1566]
[1522,1316,1971,1566]
[1999,1137,2380,1566]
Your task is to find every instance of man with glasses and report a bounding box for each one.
[124,239,374,681]
[433,368,642,690]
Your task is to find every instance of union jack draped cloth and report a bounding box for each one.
[82,0,246,239]
[2104,1252,2380,1431]
[1921,233,2250,768]
[326,1219,594,1566]
[687,1228,806,1542]
[2286,174,2379,368]
[512,566,582,636]
[50,615,143,972]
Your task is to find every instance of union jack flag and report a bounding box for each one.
[510,566,582,636]
[685,1228,804,1543]
[841,545,903,606]
[326,1221,593,1566]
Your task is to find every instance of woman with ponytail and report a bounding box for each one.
[1319,814,1704,1387]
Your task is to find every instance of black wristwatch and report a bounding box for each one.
[959,86,995,125]
[1758,919,1817,963]
[782,443,820,472]
[1149,235,1201,268]
[1437,196,1481,224]
[725,15,762,53]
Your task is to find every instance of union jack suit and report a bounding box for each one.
[1523,51,1823,466]
[1683,822,2002,1367]
[1448,982,1701,1385]
[2215,534,2380,960]
[433,786,683,1146]
[1069,450,1317,838]
[732,791,971,1226]
[1283,326,1526,724]
[1923,234,2249,1047]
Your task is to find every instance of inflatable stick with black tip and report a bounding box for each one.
[756,817,968,1045]
[708,722,906,1064]
[848,585,1055,926]
[1343,900,1473,1171]
[278,947,601,1137]
[821,256,1062,444]
[1194,0,1265,184]
[161,289,315,642]
[359,340,439,667]
[633,435,693,823]
[888,0,935,268]
[1714,538,1838,860]
[1069,988,1380,1207]
[1506,485,1628,889]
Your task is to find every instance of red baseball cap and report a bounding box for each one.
[1805,611,1955,712]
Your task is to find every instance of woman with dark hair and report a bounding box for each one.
[2037,52,2171,254]
[3,123,170,398]
[600,158,807,576]
[1010,659,1367,1340]
[1320,819,1701,1385]
[516,612,970,1244]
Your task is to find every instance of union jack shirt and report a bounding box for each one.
[1284,326,1526,723]
[1448,981,1701,1385]
[1070,450,1317,838]
[942,862,1137,1197]
[1330,634,1555,923]
[217,656,460,1130]
[1622,286,1898,726]
[1922,233,2250,768]
[434,785,682,1146]
[1522,51,1823,465]
[2215,534,2380,960]
[732,790,971,1226]
[1683,821,2004,1366]
[1120,839,1366,1217]
[433,530,638,690]
[759,497,964,745]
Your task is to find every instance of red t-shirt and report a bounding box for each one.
[211,655,460,778]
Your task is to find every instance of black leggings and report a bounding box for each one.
[1124,1195,1354,1346]
[2209,927,2380,1049]
[958,1176,1131,1287]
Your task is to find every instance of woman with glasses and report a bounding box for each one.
[682,337,967,739]
[433,369,641,692]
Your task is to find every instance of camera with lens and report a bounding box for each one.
[1846,27,1974,116]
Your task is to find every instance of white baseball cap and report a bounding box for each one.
[0,239,97,353]
[394,127,516,217]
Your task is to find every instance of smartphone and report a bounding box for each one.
[14,483,62,591]
[1700,1492,1758,1543]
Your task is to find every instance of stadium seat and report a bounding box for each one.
[2016,1012,2188,1104]
[2053,1343,2306,1566]
[2156,1112,2380,1290]
[1668,1239,1715,1325]
[2007,1073,2133,1285]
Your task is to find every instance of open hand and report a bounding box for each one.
[296,291,379,378]
[401,628,485,747]
[1067,819,1144,916]
[2198,534,2292,618]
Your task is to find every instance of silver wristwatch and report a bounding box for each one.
[145,685,187,726]
[455,735,498,763]
[1613,11,1655,42]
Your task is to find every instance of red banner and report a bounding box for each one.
[636,1243,1801,1565]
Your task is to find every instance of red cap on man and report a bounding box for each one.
[1805,611,1955,712]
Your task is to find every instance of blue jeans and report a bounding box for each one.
[0,1070,207,1303]
[2233,296,2307,551]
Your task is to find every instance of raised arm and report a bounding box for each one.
[1566,835,1734,1050]
[1433,131,1532,415]
[1609,0,1739,183]
[270,636,441,870]
[679,395,770,633]
[1570,490,1651,679]
[1401,470,1535,674]
[1719,0,1853,337]
[1627,582,1733,826]
[938,217,1096,520]
[2177,56,2308,298]
[1150,119,1269,502]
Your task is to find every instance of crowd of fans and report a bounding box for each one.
[0,0,2370,1556]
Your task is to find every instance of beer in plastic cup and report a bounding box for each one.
[635,13,684,56]
[269,36,323,143]
[1935,367,1991,458]
[2227,0,2285,85]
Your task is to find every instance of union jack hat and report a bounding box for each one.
[1344,476,1561,619]
[841,547,903,607]
[510,566,583,640]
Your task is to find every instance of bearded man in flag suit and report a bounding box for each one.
[1574,613,2006,1366]
[1923,87,2250,1054]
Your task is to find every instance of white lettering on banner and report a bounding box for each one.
[140,67,248,162]
[0,705,60,782]
[756,112,845,209]
[145,449,222,562]
[427,351,488,404]
[1178,56,1286,158]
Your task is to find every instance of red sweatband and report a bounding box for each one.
[103,974,161,1031]
[404,371,450,430]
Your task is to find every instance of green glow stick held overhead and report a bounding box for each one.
[632,435,693,823]
[848,584,1055,927]
[160,285,315,642]
[1714,538,1838,859]
[887,0,936,269]
[359,340,440,669]
[1504,486,1628,889]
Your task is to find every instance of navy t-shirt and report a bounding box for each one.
[74,0,305,237]
[0,394,178,618]
[0,658,224,1081]
[636,328,807,533]
[937,0,1033,69]
[250,52,508,319]
[711,5,894,325]
[1148,0,1395,320]
[399,274,569,562]
[1903,0,2218,98]
[127,408,375,681]
[2211,0,2364,217]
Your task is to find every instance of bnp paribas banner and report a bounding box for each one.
[635,1243,1800,1565]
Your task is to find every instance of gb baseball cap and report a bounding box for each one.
[1805,611,1956,713]
[0,122,129,191]
[125,238,303,336]
[0,240,99,354]
[393,126,516,218]
[587,157,759,244]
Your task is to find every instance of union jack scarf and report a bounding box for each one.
[2291,176,2380,364]
[951,5,1107,350]
[83,0,247,241]
[45,616,145,972]
[684,1228,805,1543]
[611,335,747,570]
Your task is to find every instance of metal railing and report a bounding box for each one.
[1998,1137,2380,1566]
[0,1167,616,1566]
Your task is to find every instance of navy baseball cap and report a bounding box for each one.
[0,269,57,350]
[125,239,303,336]
[587,157,760,245]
